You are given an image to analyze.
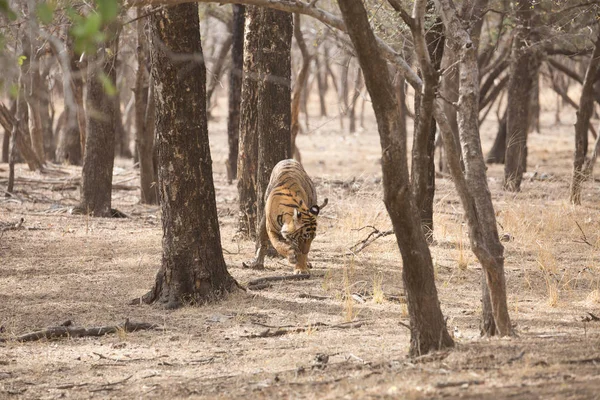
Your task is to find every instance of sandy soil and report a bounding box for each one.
[1,96,600,399]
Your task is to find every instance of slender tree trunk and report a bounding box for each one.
[226,4,245,182]
[7,90,29,195]
[411,8,444,242]
[80,26,120,217]
[143,2,237,308]
[434,0,512,337]
[504,0,536,192]
[254,8,292,235]
[237,6,261,239]
[40,67,55,162]
[291,13,311,163]
[315,53,327,117]
[570,32,600,205]
[207,35,233,118]
[348,67,363,134]
[486,109,507,164]
[339,0,453,356]
[1,127,8,163]
[1,101,15,163]
[21,33,46,164]
[135,7,158,205]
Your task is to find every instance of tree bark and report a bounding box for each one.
[226,4,245,182]
[254,8,292,235]
[207,35,233,118]
[135,7,158,205]
[339,0,453,356]
[80,26,120,217]
[409,4,444,242]
[315,50,328,117]
[237,6,261,239]
[570,32,600,205]
[0,101,42,171]
[504,0,536,192]
[291,13,311,163]
[143,2,237,308]
[433,0,512,337]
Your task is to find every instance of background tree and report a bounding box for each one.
[226,4,245,183]
[143,2,237,307]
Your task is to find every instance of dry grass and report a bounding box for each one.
[1,92,600,398]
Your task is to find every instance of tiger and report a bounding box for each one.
[243,159,328,274]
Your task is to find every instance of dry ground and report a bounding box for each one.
[1,98,600,399]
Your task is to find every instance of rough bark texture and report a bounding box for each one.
[226,4,245,182]
[570,32,600,205]
[80,27,120,217]
[291,13,311,163]
[254,8,292,235]
[339,0,454,356]
[144,3,237,308]
[411,4,444,242]
[135,8,158,205]
[207,35,233,118]
[237,6,261,239]
[433,0,512,337]
[504,0,536,192]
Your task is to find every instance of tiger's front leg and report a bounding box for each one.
[267,229,308,275]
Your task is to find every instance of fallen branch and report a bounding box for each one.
[244,320,367,338]
[0,319,159,343]
[563,356,600,365]
[246,274,311,290]
[435,380,485,389]
[582,312,600,322]
[349,226,394,254]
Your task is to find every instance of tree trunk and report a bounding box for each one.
[40,67,55,162]
[1,127,8,163]
[411,8,444,242]
[21,33,46,164]
[570,32,600,205]
[0,100,42,171]
[291,13,311,163]
[56,35,84,165]
[486,109,507,164]
[504,0,536,192]
[80,26,120,217]
[433,0,512,337]
[237,6,261,239]
[7,92,29,195]
[207,35,233,118]
[1,101,15,163]
[339,0,454,356]
[226,4,245,182]
[348,67,363,134]
[315,52,328,117]
[143,2,237,308]
[135,7,158,205]
[254,8,292,235]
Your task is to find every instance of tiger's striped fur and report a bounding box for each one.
[243,159,327,274]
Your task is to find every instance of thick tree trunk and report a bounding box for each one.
[570,33,600,205]
[135,8,158,205]
[339,0,453,356]
[291,13,311,163]
[237,6,261,239]
[143,3,237,308]
[504,0,536,192]
[80,27,120,217]
[486,109,507,164]
[433,0,512,337]
[254,8,292,234]
[226,4,245,182]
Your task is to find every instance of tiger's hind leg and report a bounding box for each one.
[242,215,269,270]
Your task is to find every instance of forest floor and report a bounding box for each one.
[1,102,600,399]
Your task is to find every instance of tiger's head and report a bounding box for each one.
[285,198,328,251]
